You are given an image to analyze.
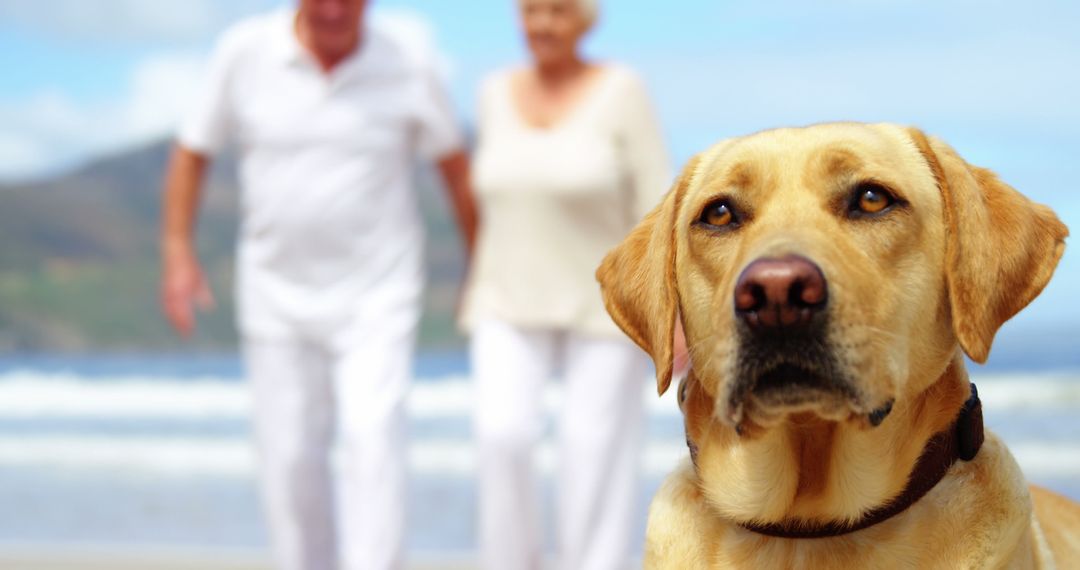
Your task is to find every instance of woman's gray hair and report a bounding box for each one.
[519,0,600,25]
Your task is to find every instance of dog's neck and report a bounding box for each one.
[741,382,983,538]
[684,356,981,533]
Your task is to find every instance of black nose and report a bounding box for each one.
[734,255,828,330]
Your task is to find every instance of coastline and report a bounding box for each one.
[0,544,477,570]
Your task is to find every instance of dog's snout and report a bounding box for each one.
[734,255,828,330]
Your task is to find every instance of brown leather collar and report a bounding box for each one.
[695,383,983,539]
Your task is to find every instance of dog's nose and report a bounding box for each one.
[734,255,827,330]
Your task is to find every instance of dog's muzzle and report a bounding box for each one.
[726,255,862,422]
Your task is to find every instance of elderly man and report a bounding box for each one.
[160,0,475,568]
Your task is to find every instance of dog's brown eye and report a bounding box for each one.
[851,183,896,216]
[701,202,734,227]
[858,190,889,213]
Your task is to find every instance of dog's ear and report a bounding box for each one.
[908,128,1068,363]
[597,155,700,395]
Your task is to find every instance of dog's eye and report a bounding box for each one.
[851,183,897,216]
[700,201,736,228]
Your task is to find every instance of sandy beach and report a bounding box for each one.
[0,546,476,570]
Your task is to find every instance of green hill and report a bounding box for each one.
[0,140,469,352]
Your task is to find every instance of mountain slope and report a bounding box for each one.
[0,140,468,352]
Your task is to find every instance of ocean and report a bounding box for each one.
[0,353,1078,559]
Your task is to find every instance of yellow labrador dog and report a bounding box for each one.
[597,123,1079,568]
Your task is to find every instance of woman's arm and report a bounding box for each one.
[617,70,674,220]
[616,69,687,372]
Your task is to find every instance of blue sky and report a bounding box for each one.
[1,0,1078,358]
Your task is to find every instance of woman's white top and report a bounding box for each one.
[462,65,672,338]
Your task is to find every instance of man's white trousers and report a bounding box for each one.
[243,305,417,570]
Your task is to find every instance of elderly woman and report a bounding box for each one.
[461,0,672,567]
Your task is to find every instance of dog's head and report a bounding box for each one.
[598,123,1067,431]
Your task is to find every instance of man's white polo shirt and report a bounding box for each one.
[179,9,463,340]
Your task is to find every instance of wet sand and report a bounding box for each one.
[0,546,476,569]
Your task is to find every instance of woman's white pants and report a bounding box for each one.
[471,319,649,570]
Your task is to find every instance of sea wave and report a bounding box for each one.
[1,371,1079,419]
[2,370,1078,481]
[1,435,1077,480]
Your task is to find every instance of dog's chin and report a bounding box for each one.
[725,363,862,430]
[744,388,858,429]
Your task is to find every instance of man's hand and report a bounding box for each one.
[161,246,215,337]
[436,150,478,258]
[436,150,479,323]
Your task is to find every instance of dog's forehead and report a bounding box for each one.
[687,123,937,200]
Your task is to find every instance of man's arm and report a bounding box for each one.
[436,150,478,258]
[161,144,215,337]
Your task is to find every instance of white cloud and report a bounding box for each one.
[0,52,205,181]
[0,133,48,175]
[641,36,1080,139]
[0,0,280,43]
[0,7,445,181]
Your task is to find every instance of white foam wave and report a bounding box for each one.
[0,374,250,419]
[0,371,660,419]
[0,435,1076,480]
[0,371,1078,420]
[1010,443,1080,479]
[970,375,1080,410]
